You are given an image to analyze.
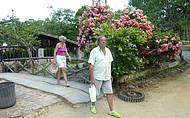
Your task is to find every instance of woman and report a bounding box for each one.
[53,36,71,86]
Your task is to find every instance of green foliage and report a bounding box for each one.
[42,8,78,41]
[153,29,174,39]
[0,18,19,44]
[83,43,97,59]
[140,29,182,66]
[113,10,123,20]
[75,6,87,27]
[100,23,147,77]
[14,23,40,48]
[129,0,190,40]
[129,0,161,25]
[50,8,75,23]
[0,16,40,48]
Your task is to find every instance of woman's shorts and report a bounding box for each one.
[56,55,66,68]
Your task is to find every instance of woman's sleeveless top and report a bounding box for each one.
[56,46,67,56]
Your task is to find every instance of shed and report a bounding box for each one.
[38,32,79,57]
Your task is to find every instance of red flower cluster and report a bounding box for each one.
[141,35,183,64]
[78,3,112,46]
[78,6,155,47]
[116,9,154,37]
[158,38,182,60]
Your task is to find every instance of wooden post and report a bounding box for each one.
[0,52,2,73]
[0,63,2,73]
[1,61,5,73]
[14,60,19,73]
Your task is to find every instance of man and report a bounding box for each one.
[88,36,121,118]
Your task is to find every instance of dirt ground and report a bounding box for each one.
[38,67,190,118]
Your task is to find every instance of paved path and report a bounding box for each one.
[0,79,61,118]
[38,64,190,118]
[0,73,90,105]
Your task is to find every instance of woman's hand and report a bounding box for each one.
[53,59,56,65]
[68,56,71,62]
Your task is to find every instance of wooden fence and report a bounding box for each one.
[0,46,89,83]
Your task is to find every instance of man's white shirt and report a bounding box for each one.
[88,46,113,81]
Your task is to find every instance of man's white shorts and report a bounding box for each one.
[95,79,113,96]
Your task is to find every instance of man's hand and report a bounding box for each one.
[89,64,95,84]
[111,76,114,81]
[90,79,95,85]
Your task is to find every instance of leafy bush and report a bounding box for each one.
[78,4,155,78]
[78,3,113,48]
[100,24,147,77]
[140,29,182,66]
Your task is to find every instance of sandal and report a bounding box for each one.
[66,83,70,87]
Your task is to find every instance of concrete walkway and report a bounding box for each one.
[0,73,90,105]
[38,67,190,118]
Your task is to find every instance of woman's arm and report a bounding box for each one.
[66,51,71,62]
[66,50,70,57]
[65,44,71,61]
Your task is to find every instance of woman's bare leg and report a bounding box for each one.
[61,68,69,86]
[57,69,61,84]
[106,94,113,111]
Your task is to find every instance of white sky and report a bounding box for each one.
[0,0,129,21]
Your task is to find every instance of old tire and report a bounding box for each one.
[0,82,16,109]
[118,90,145,102]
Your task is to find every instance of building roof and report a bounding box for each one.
[39,32,78,45]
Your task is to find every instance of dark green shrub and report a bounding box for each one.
[100,24,147,77]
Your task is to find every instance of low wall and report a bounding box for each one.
[182,40,190,45]
[117,61,183,84]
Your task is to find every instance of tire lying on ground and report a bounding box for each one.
[118,90,145,102]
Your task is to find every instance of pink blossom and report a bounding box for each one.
[160,43,169,52]
[78,3,113,46]
[168,42,173,48]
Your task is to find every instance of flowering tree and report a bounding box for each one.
[78,6,155,47]
[78,5,155,77]
[140,31,183,65]
[115,8,154,38]
[78,4,182,77]
[78,3,112,47]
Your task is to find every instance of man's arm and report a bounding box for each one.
[89,63,95,84]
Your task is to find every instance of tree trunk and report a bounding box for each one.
[27,48,35,74]
[105,0,107,6]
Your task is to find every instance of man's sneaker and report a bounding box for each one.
[90,106,97,114]
[108,111,121,118]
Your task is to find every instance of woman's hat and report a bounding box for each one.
[49,63,58,73]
